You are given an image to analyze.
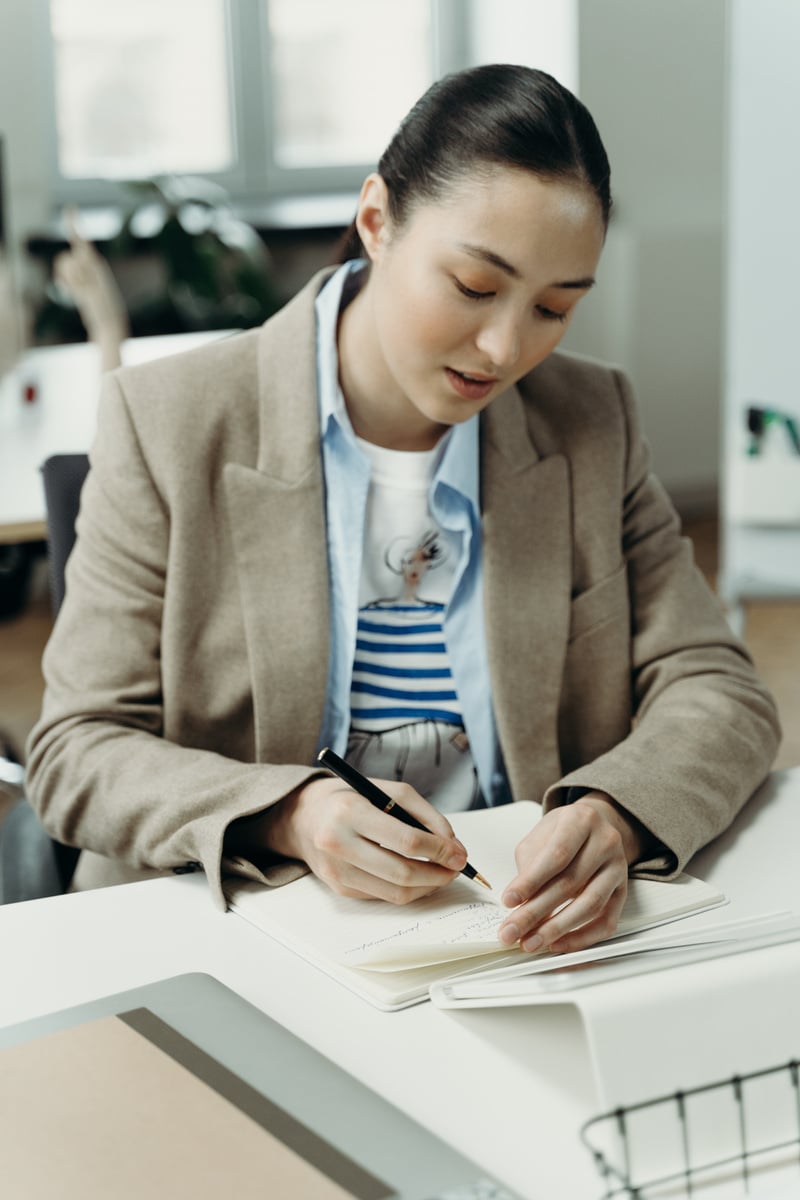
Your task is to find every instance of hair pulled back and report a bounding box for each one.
[337,63,611,262]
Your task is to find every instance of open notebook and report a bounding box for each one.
[225,801,726,1011]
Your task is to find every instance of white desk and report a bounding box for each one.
[0,331,234,543]
[2,768,799,1200]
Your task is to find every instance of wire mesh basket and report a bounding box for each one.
[581,1058,800,1198]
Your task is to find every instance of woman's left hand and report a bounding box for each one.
[497,792,647,955]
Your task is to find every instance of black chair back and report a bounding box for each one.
[41,452,90,614]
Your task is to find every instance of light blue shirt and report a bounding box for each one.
[314,262,511,807]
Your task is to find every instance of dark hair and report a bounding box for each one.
[336,63,611,262]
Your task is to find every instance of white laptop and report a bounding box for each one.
[0,971,521,1200]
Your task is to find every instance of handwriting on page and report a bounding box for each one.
[342,900,509,969]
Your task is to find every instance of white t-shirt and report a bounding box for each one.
[347,437,483,812]
[351,435,460,731]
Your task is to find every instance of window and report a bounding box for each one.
[267,0,432,169]
[46,0,467,210]
[50,0,234,180]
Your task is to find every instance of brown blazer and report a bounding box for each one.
[26,270,780,907]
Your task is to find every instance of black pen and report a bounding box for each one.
[316,746,492,890]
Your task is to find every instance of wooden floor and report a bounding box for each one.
[1,518,798,826]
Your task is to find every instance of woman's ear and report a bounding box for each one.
[355,174,392,263]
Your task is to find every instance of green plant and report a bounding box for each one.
[36,175,281,342]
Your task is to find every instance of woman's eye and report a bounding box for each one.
[453,277,494,301]
[536,305,568,323]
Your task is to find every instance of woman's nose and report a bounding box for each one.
[474,312,521,370]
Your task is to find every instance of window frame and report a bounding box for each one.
[44,0,471,211]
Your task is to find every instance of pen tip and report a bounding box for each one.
[475,873,492,891]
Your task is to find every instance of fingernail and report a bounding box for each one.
[522,934,544,954]
[498,922,520,946]
[448,851,467,870]
[502,889,523,908]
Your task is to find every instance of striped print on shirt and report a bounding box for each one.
[350,600,463,730]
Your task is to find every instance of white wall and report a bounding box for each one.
[0,1,52,246]
[467,0,578,91]
[724,0,800,410]
[0,0,55,327]
[567,0,727,509]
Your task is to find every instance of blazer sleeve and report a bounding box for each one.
[24,373,314,909]
[542,366,781,876]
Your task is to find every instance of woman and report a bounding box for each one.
[26,65,779,956]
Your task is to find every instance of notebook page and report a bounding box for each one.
[229,802,537,975]
[615,874,727,939]
[226,800,726,1004]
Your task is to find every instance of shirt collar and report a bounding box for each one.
[435,414,479,512]
[315,260,364,442]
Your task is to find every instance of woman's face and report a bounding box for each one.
[340,166,606,450]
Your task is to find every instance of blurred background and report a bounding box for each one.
[1,0,798,790]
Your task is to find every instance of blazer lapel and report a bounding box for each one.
[481,386,572,801]
[224,276,333,765]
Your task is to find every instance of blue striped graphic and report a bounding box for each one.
[358,619,443,636]
[353,662,451,679]
[352,682,459,701]
[351,599,461,732]
[362,603,443,613]
[351,706,463,724]
[356,639,447,655]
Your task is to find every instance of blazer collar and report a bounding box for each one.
[255,267,338,481]
[481,381,542,473]
[481,384,572,801]
[224,270,336,765]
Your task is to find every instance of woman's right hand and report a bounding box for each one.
[257,775,468,903]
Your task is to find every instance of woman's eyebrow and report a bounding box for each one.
[456,242,594,289]
[457,242,522,278]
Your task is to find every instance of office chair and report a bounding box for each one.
[0,453,89,903]
[41,453,90,614]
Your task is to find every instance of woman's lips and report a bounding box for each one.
[445,367,498,400]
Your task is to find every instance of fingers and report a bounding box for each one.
[377,778,460,842]
[497,801,629,953]
[55,208,106,291]
[64,206,88,252]
[56,208,92,281]
[274,775,467,904]
[53,243,98,297]
[543,882,627,954]
[500,869,628,953]
[311,842,461,905]
[51,210,128,364]
[66,206,83,245]
[53,250,85,292]
[322,780,467,873]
